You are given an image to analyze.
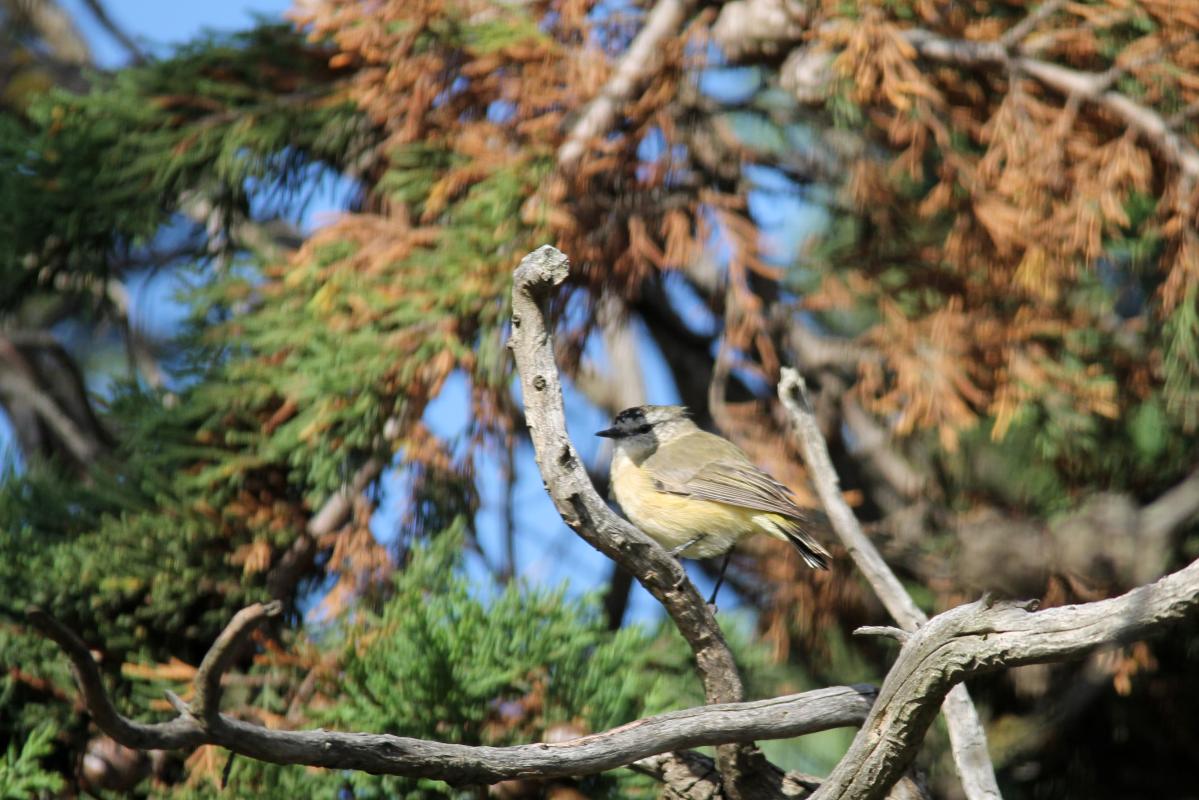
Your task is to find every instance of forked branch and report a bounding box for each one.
[815,559,1199,800]
[779,368,1002,800]
[508,245,773,798]
[25,601,874,783]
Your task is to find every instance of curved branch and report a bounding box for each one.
[508,245,775,798]
[814,558,1199,800]
[192,602,283,725]
[26,601,875,783]
[26,607,208,751]
[779,369,1002,800]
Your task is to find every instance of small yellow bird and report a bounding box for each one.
[597,404,830,602]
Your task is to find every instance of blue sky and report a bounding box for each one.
[12,0,828,629]
[60,0,293,67]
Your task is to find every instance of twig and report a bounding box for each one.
[192,602,283,725]
[558,0,694,168]
[508,245,770,798]
[0,341,104,468]
[811,557,1199,800]
[998,0,1066,50]
[779,368,1002,800]
[267,455,385,600]
[853,626,908,643]
[79,0,147,63]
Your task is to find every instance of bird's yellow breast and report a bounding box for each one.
[610,450,781,558]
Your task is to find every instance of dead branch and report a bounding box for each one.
[30,248,1199,796]
[78,0,146,63]
[815,559,1199,800]
[779,368,1003,800]
[25,600,876,783]
[508,245,773,798]
[558,0,694,169]
[635,751,930,800]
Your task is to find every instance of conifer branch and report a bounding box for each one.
[900,30,1199,185]
[712,2,1199,186]
[779,368,1003,800]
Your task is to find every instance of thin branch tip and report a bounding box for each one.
[855,625,910,643]
[164,690,192,717]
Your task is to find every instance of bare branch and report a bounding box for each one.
[778,368,1002,800]
[1138,466,1199,544]
[0,338,106,468]
[998,0,1066,50]
[853,626,908,643]
[558,0,693,169]
[79,0,146,63]
[7,0,91,66]
[25,602,877,784]
[779,370,925,629]
[191,602,283,725]
[268,451,387,600]
[26,607,208,751]
[508,245,775,798]
[812,557,1199,800]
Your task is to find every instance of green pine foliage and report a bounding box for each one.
[0,15,558,778]
[0,724,65,799]
[159,530,664,799]
[0,23,371,765]
[0,24,361,310]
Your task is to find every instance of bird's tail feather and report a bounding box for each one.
[760,515,831,570]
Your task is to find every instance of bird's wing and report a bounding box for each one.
[644,430,808,519]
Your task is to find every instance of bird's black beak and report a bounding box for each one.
[595,427,619,438]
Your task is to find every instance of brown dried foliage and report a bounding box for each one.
[801,1,1199,440]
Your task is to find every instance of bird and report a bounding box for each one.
[596,404,830,604]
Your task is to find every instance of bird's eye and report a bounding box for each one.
[635,424,652,434]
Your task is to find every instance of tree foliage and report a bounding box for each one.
[0,0,1197,797]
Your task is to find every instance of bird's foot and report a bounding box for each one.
[668,535,705,558]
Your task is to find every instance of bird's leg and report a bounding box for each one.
[707,550,733,607]
[668,534,705,558]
